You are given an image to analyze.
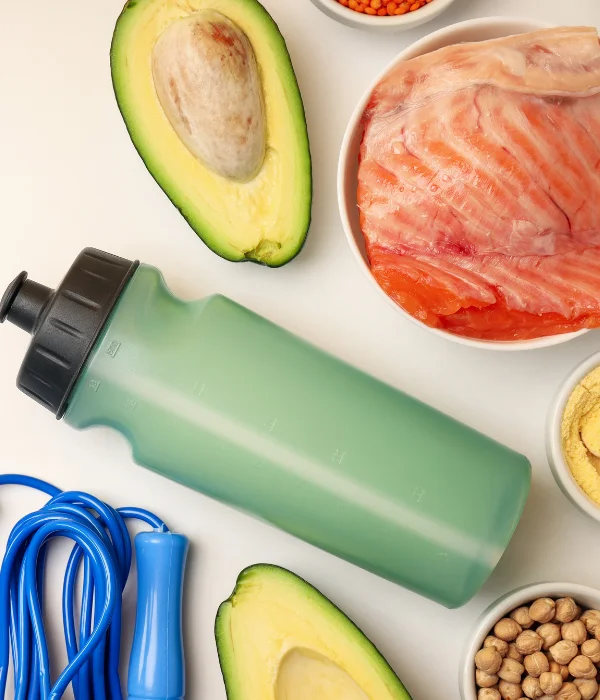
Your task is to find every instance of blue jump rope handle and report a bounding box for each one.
[128,531,189,700]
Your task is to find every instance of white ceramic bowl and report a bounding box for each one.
[547,351,600,524]
[338,17,588,351]
[308,0,456,32]
[459,581,600,700]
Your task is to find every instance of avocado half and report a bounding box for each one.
[110,0,312,267]
[215,564,412,699]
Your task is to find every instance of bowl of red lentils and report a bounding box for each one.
[308,0,456,31]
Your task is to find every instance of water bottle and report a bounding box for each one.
[0,248,530,608]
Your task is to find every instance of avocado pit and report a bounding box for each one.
[151,10,266,182]
[275,648,370,699]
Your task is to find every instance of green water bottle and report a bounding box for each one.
[0,248,530,608]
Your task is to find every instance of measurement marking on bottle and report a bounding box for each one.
[412,486,426,503]
[192,382,206,397]
[331,449,346,465]
[125,399,137,412]
[436,552,449,565]
[263,417,278,433]
[89,380,101,392]
[106,340,121,358]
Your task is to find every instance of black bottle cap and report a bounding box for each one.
[1,248,138,418]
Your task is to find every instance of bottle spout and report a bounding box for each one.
[0,248,138,418]
[0,272,54,333]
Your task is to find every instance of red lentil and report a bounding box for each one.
[335,0,431,15]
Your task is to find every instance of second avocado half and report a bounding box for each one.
[216,565,412,699]
[111,0,312,267]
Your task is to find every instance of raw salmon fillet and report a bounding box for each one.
[358,27,600,341]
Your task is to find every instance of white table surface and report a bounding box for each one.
[1,0,600,697]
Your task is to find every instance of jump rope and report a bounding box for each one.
[0,474,188,700]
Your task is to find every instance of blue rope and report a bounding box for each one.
[0,474,169,700]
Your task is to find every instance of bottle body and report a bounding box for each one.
[65,265,530,608]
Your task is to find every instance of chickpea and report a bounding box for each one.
[507,644,524,663]
[581,611,600,635]
[569,656,598,681]
[563,621,588,646]
[522,675,543,698]
[574,679,599,700]
[476,648,503,675]
[556,598,580,624]
[538,624,562,651]
[496,619,524,643]
[477,669,500,688]
[524,652,549,678]
[512,607,535,630]
[516,631,544,656]
[479,689,502,700]
[555,682,583,700]
[540,672,563,695]
[530,599,556,625]
[498,658,525,685]
[550,640,579,666]
[485,636,510,658]
[581,639,600,665]
[499,680,525,700]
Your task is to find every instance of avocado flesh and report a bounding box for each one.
[110,0,312,267]
[215,565,412,700]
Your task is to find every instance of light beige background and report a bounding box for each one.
[0,0,599,697]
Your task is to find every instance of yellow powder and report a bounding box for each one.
[561,365,600,505]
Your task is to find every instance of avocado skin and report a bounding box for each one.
[110,0,312,268]
[215,563,413,699]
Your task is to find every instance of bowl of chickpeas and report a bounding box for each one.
[308,0,457,31]
[460,582,600,700]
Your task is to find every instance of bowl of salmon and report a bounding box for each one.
[338,17,600,350]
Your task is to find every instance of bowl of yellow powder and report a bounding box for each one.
[548,351,600,522]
